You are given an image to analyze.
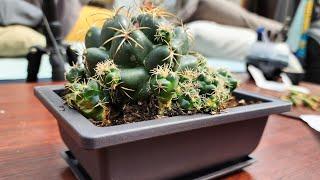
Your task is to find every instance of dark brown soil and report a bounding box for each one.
[104,96,259,126]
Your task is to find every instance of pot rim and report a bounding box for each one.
[34,85,291,149]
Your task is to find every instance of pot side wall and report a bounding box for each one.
[59,116,268,180]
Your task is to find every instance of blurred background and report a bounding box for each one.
[0,0,319,86]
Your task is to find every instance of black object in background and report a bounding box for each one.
[246,56,288,81]
[305,21,320,84]
[248,0,300,23]
[26,46,46,82]
[26,0,79,82]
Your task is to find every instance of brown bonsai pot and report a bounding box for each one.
[35,85,290,180]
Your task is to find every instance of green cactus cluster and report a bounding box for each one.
[64,5,238,126]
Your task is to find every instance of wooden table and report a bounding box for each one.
[0,81,319,180]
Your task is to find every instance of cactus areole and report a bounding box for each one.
[65,5,239,126]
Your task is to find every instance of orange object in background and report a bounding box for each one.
[65,5,113,42]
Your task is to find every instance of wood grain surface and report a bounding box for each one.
[0,80,319,180]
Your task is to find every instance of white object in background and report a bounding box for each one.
[279,73,308,93]
[248,65,310,94]
[284,53,304,73]
[248,65,286,91]
[248,42,290,64]
[187,21,257,60]
[300,115,320,132]
[0,56,51,80]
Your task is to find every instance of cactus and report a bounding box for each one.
[119,67,150,100]
[281,91,320,111]
[144,45,178,70]
[64,4,239,126]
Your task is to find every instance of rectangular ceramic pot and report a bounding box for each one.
[35,85,291,180]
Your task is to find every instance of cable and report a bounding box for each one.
[42,15,65,64]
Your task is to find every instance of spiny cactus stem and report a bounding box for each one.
[178,68,200,80]
[103,26,146,56]
[154,34,166,42]
[95,60,117,74]
[114,6,126,16]
[115,38,127,55]
[180,82,200,97]
[67,85,82,98]
[95,60,120,90]
[164,46,182,66]
[177,21,193,43]
[153,79,168,94]
[150,64,171,77]
[102,33,124,45]
[154,23,174,42]
[140,5,176,19]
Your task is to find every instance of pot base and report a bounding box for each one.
[61,150,255,180]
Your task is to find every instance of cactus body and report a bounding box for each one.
[217,69,238,91]
[100,14,130,49]
[136,14,164,43]
[153,22,175,45]
[65,65,86,83]
[120,67,149,90]
[85,27,101,48]
[110,30,153,68]
[150,66,179,106]
[65,80,110,124]
[197,73,219,95]
[172,27,189,55]
[95,60,120,89]
[177,81,201,110]
[144,45,173,70]
[176,54,198,71]
[84,47,109,76]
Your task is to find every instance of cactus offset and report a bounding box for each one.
[95,60,120,90]
[176,81,202,111]
[65,79,111,125]
[65,64,86,83]
[150,64,179,112]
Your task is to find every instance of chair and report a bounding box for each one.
[26,0,78,82]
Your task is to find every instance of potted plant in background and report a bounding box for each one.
[35,5,291,180]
